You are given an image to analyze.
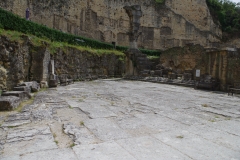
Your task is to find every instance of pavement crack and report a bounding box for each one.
[150,135,195,160]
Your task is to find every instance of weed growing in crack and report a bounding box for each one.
[202,104,209,107]
[69,105,73,109]
[70,143,75,148]
[79,99,84,102]
[54,140,59,144]
[80,121,84,126]
[7,126,16,128]
[16,96,35,112]
[176,135,184,139]
[209,119,216,122]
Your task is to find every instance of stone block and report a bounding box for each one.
[150,70,155,77]
[0,96,20,111]
[40,81,48,88]
[49,80,58,88]
[169,73,177,79]
[13,86,31,94]
[154,70,162,77]
[18,81,40,92]
[183,73,192,80]
[1,91,30,100]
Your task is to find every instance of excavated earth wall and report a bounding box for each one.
[0,0,221,50]
[0,35,125,90]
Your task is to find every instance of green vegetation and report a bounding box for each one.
[176,135,184,139]
[0,28,125,56]
[15,96,35,112]
[147,55,160,60]
[206,0,240,36]
[116,46,162,56]
[155,0,165,4]
[80,121,84,126]
[0,8,113,50]
[78,99,84,102]
[209,119,216,122]
[70,143,75,148]
[7,126,16,128]
[202,104,209,107]
[0,7,161,56]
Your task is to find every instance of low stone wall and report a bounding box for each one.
[0,35,125,90]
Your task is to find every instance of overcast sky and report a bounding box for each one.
[231,0,240,3]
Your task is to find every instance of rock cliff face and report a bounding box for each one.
[0,0,221,50]
[0,35,125,90]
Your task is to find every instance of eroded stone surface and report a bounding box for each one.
[73,141,136,160]
[63,122,100,145]
[3,126,57,155]
[0,96,20,111]
[2,112,31,127]
[0,80,239,159]
[21,148,77,160]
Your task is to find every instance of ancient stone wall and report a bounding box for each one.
[0,35,31,90]
[0,0,221,50]
[159,45,240,90]
[0,35,125,90]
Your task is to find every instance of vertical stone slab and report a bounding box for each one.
[42,50,50,81]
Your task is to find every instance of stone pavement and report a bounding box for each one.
[0,79,240,160]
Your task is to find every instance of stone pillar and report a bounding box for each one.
[123,5,153,77]
[50,60,55,75]
[49,60,58,87]
[124,5,142,50]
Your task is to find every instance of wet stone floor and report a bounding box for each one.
[0,79,240,160]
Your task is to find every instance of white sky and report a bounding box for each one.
[231,0,240,3]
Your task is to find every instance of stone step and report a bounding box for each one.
[1,91,30,100]
[0,96,21,111]
[13,86,31,93]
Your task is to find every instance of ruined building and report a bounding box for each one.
[0,0,221,50]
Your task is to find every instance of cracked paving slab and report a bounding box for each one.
[84,118,131,141]
[73,141,136,160]
[152,129,240,160]
[116,136,192,160]
[2,126,57,156]
[0,79,240,159]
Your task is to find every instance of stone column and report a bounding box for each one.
[50,60,55,75]
[49,60,58,87]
